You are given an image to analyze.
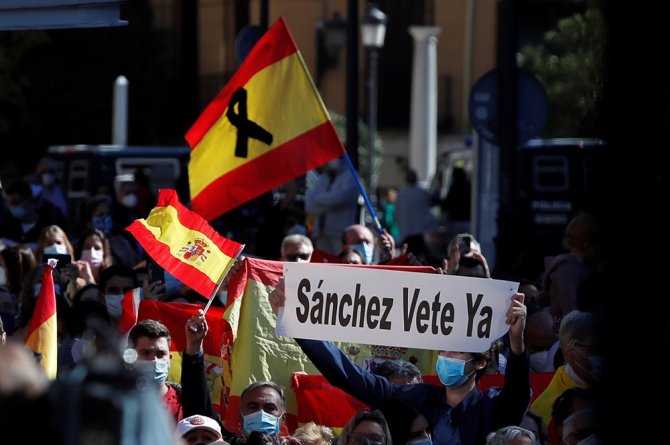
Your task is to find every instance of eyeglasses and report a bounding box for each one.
[347,433,386,445]
[286,253,310,262]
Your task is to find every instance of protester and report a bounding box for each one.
[280,234,314,263]
[305,156,360,255]
[336,409,392,445]
[372,359,423,385]
[128,315,216,422]
[394,169,439,245]
[340,223,395,265]
[269,283,530,445]
[485,425,536,445]
[220,380,300,445]
[378,398,431,445]
[293,421,334,445]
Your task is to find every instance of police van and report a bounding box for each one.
[47,144,191,228]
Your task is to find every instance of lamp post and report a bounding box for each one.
[361,5,387,209]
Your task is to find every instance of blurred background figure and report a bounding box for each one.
[441,166,471,240]
[29,156,68,218]
[379,186,400,243]
[280,234,314,263]
[394,169,439,246]
[305,157,360,255]
[372,359,423,385]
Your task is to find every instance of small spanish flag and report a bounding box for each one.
[126,189,245,299]
[186,17,345,222]
[25,259,58,379]
[117,287,141,336]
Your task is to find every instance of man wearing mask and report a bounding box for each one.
[32,156,68,218]
[221,380,299,445]
[340,223,396,265]
[305,156,360,255]
[127,315,216,422]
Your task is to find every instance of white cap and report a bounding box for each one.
[176,414,222,438]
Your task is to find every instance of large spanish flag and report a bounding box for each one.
[185,17,346,221]
[126,189,245,299]
[25,260,58,379]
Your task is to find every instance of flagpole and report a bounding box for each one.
[201,243,246,317]
[341,152,383,235]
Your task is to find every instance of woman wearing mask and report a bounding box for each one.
[65,228,114,303]
[35,225,75,264]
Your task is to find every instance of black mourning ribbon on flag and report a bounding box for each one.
[226,87,273,158]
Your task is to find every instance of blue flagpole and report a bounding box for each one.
[341,152,383,235]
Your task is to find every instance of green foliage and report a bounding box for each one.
[517,9,607,137]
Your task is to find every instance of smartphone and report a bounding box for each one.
[43,253,71,269]
[459,235,472,255]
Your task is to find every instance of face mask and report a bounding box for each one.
[105,293,124,319]
[121,193,138,208]
[164,271,182,295]
[41,172,56,187]
[588,355,604,383]
[71,337,84,363]
[408,435,432,445]
[0,267,7,287]
[33,283,61,298]
[91,214,114,235]
[81,248,104,267]
[350,243,374,264]
[44,244,69,255]
[9,204,28,219]
[242,410,280,437]
[153,359,170,385]
[436,356,474,388]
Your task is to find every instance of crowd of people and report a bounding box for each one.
[0,156,605,445]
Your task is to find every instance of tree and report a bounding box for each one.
[517,9,607,138]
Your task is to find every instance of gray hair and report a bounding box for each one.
[280,234,313,257]
[485,426,536,445]
[558,310,601,348]
[240,380,286,413]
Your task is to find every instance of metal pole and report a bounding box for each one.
[346,0,360,171]
[367,46,379,209]
[112,75,128,146]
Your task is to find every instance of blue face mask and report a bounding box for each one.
[153,359,169,385]
[9,204,28,219]
[435,356,474,388]
[242,410,280,437]
[350,243,374,264]
[91,214,114,235]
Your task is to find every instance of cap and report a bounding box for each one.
[176,414,222,438]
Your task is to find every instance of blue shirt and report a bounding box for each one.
[296,338,531,445]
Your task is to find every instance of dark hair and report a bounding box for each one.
[240,381,286,414]
[551,387,596,427]
[128,319,171,348]
[378,398,424,445]
[372,360,422,383]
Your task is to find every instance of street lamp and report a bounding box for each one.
[361,5,387,208]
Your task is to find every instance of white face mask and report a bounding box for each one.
[44,244,69,255]
[41,172,56,187]
[81,248,104,267]
[105,293,124,319]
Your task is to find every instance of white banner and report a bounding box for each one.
[276,263,519,352]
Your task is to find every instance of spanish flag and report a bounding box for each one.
[185,17,346,222]
[126,189,245,299]
[25,259,58,379]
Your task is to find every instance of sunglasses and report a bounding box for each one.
[347,433,386,445]
[286,253,310,261]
